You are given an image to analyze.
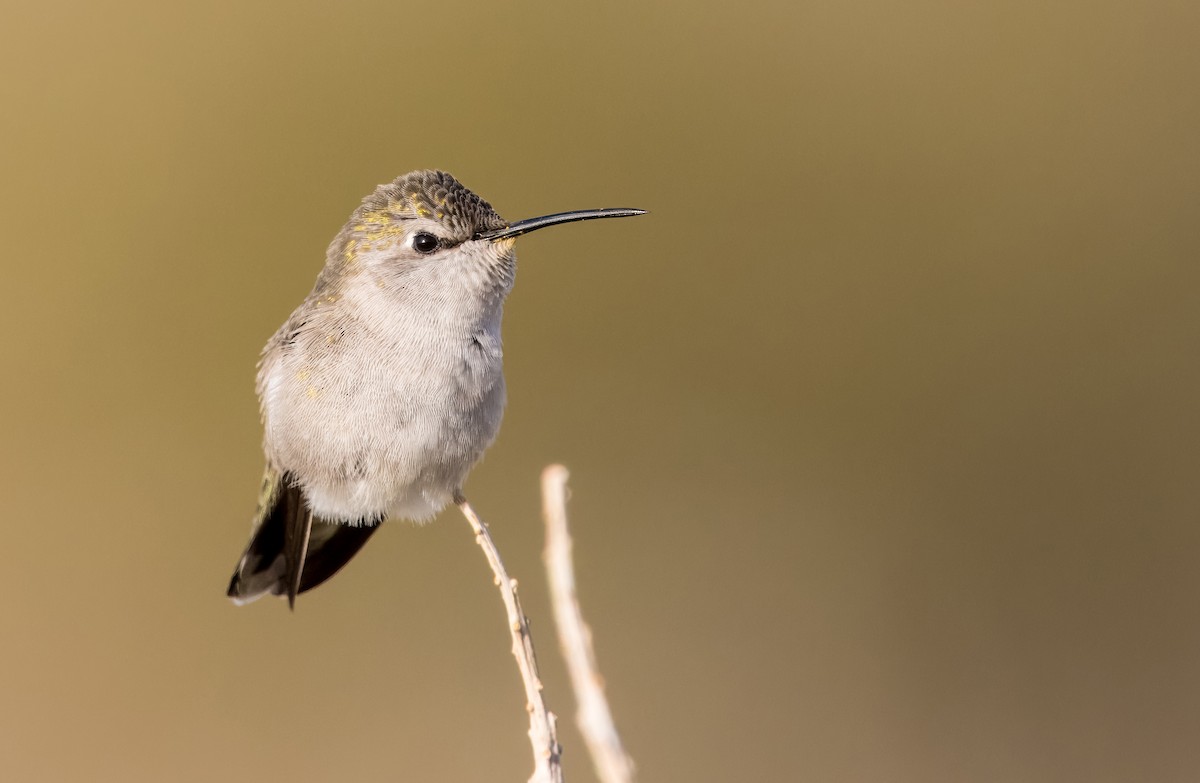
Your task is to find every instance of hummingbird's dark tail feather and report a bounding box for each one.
[226,470,379,607]
[294,511,379,595]
[282,504,313,610]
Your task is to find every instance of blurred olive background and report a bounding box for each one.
[2,1,1198,781]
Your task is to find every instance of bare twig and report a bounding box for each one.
[456,495,564,783]
[541,466,636,783]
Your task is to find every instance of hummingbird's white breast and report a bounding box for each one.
[259,240,513,524]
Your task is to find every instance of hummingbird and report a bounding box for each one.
[226,170,644,608]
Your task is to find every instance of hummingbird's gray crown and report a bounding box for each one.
[357,169,506,240]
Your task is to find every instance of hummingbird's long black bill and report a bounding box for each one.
[475,208,646,241]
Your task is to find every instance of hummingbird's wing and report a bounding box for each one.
[226,468,379,608]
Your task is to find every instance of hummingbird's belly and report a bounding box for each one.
[262,341,506,523]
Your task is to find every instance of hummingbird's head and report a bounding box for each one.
[316,170,515,301]
[320,170,645,299]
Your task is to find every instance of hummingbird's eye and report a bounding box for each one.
[412,233,440,254]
